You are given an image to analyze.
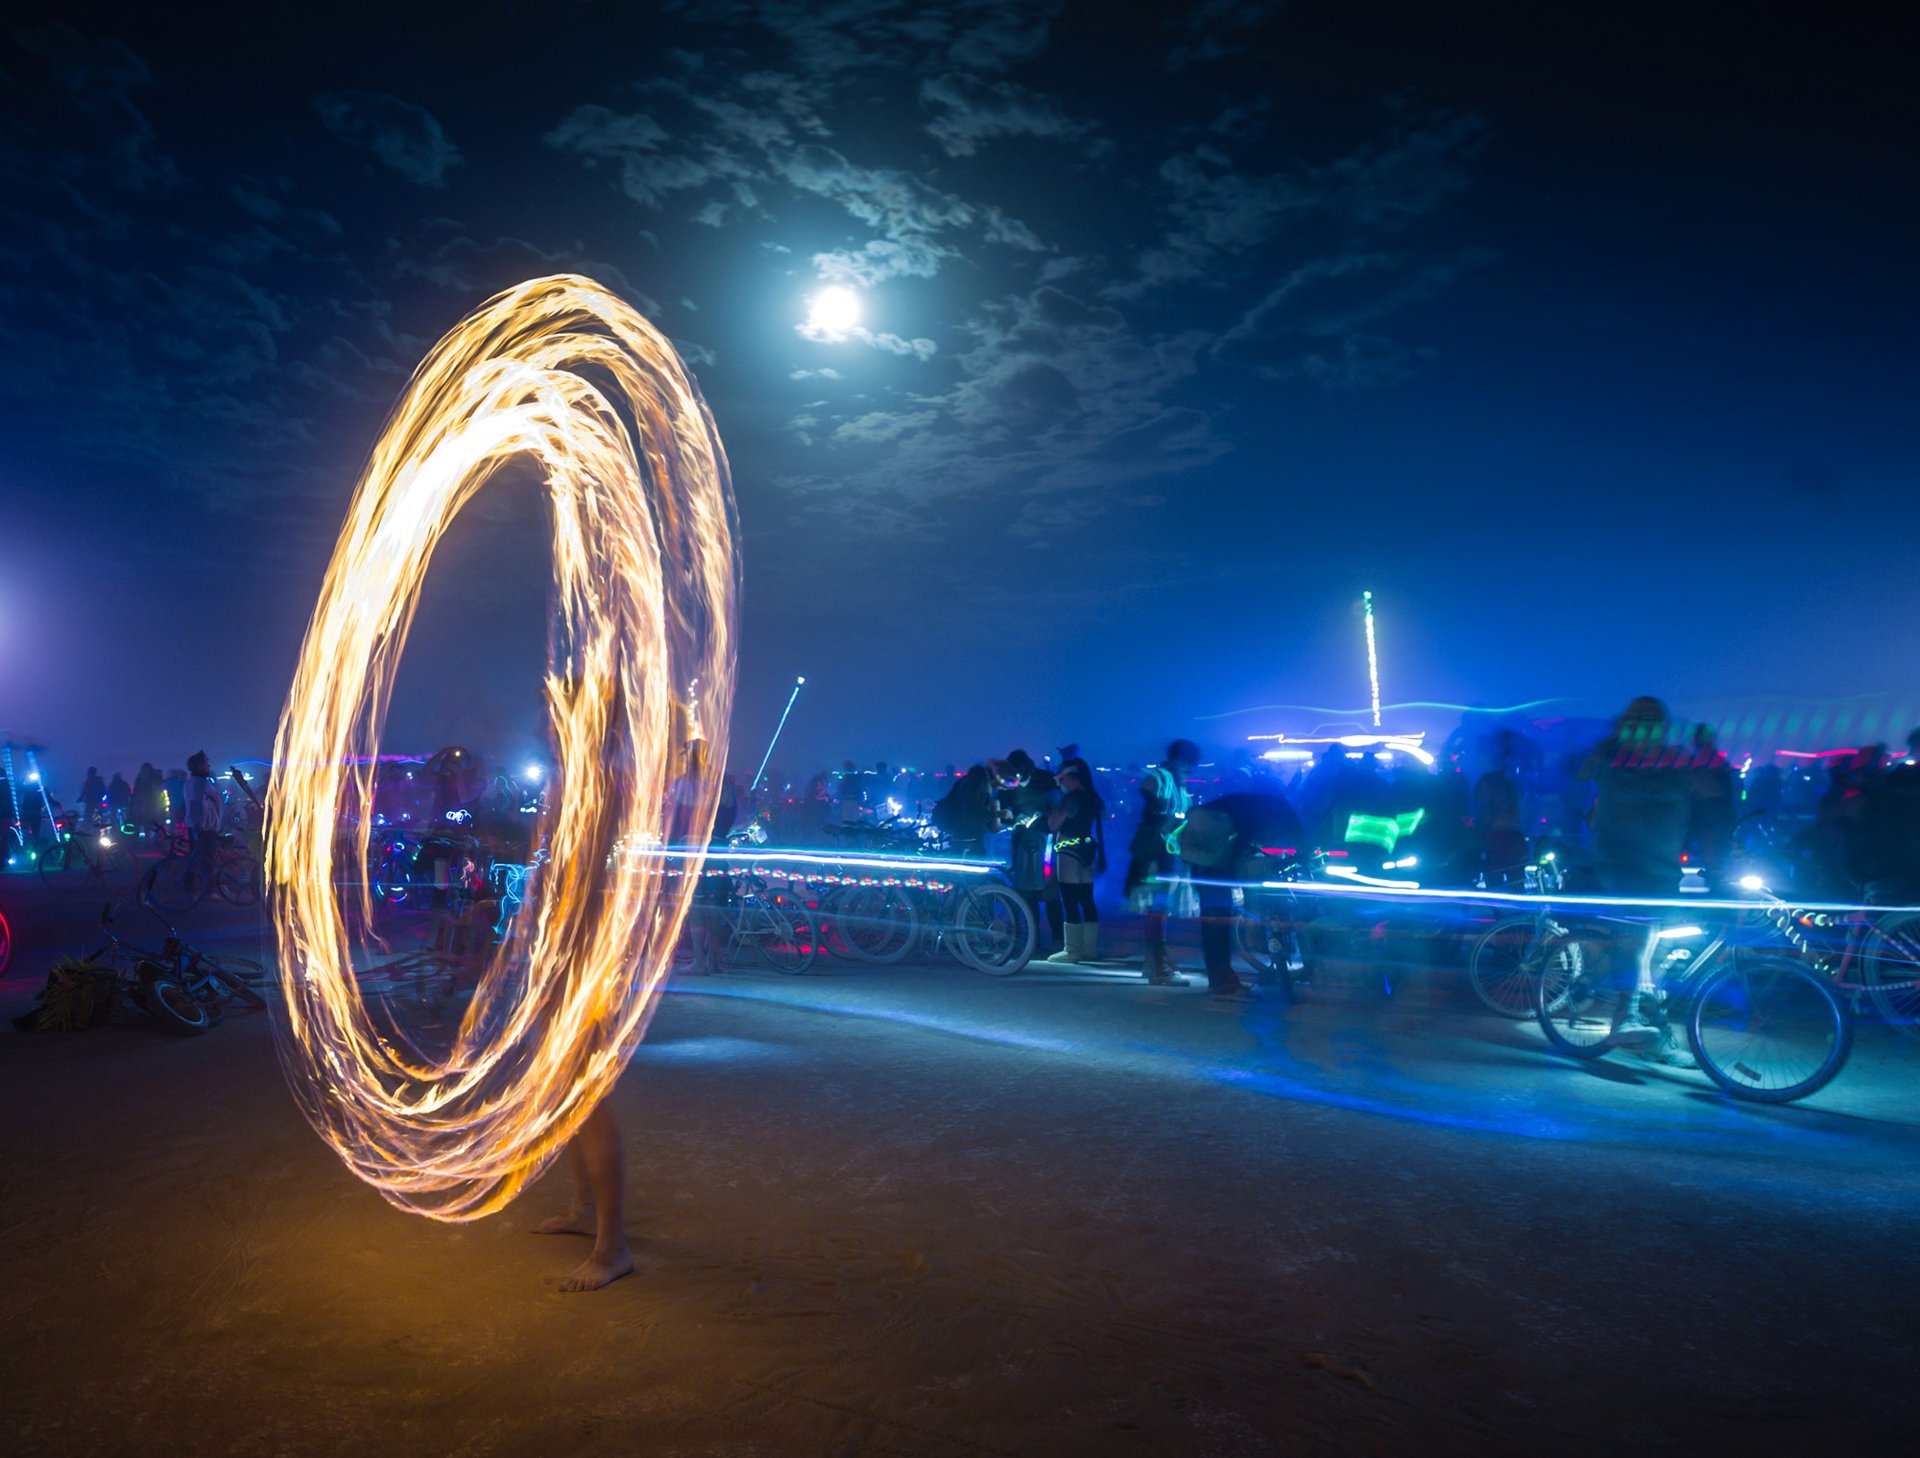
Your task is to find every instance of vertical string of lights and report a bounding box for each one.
[2,744,22,850]
[1363,590,1383,729]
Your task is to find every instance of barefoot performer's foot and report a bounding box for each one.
[546,1102,630,1290]
[530,1207,597,1237]
[560,1244,635,1292]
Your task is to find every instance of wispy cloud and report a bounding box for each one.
[313,91,463,187]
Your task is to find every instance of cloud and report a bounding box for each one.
[796,317,938,359]
[695,0,1066,80]
[1166,0,1285,70]
[920,74,1092,157]
[1118,106,1488,296]
[10,22,178,193]
[313,91,462,186]
[779,283,1222,536]
[1213,247,1494,385]
[813,235,952,286]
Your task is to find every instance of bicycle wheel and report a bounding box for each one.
[215,851,262,906]
[1860,911,1920,1040]
[1688,957,1851,1103]
[834,884,918,963]
[953,884,1035,976]
[196,953,269,1010]
[745,890,818,975]
[1470,915,1581,1019]
[38,838,91,893]
[144,853,212,914]
[136,965,217,1035]
[1536,937,1631,1059]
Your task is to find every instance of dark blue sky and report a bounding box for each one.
[2,1,1915,783]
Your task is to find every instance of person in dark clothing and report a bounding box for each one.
[79,766,106,824]
[1173,791,1306,998]
[1576,697,1701,1064]
[1472,732,1528,887]
[1044,759,1106,964]
[1002,749,1063,954]
[934,764,998,857]
[1687,724,1737,893]
[1126,740,1199,986]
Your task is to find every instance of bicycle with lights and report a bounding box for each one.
[37,811,138,892]
[1528,889,1857,1103]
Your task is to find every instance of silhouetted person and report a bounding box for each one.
[1126,740,1199,986]
[1174,791,1305,999]
[1577,698,1699,1065]
[1044,758,1106,964]
[79,766,105,822]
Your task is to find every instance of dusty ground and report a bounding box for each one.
[3,885,1917,1456]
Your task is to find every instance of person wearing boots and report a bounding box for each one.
[1126,739,1199,986]
[1044,758,1106,965]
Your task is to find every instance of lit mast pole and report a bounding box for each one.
[750,676,806,792]
[1363,591,1382,729]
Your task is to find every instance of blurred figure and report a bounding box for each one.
[1472,732,1528,887]
[1577,698,1699,1065]
[131,763,165,836]
[104,771,132,826]
[185,751,222,865]
[932,764,997,857]
[835,759,865,825]
[1125,739,1199,987]
[1002,749,1062,955]
[1687,724,1736,893]
[1044,758,1106,964]
[79,766,105,823]
[1857,735,1920,903]
[1173,790,1305,999]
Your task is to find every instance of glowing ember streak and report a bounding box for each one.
[265,274,737,1221]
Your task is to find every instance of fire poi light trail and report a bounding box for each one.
[264,274,737,1221]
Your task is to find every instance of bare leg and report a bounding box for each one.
[530,1138,595,1236]
[556,1102,634,1292]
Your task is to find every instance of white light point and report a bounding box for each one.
[804,286,862,340]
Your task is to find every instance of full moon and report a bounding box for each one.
[805,285,862,337]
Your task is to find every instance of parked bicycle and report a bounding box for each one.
[37,812,137,892]
[141,831,262,913]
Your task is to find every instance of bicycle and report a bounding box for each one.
[779,846,1036,976]
[673,865,819,975]
[141,831,262,913]
[1531,904,1852,1103]
[1736,876,1920,1040]
[14,900,267,1036]
[37,812,137,892]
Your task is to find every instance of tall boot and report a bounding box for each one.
[1045,923,1081,964]
[1075,920,1100,965]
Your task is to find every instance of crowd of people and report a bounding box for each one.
[734,701,1920,1011]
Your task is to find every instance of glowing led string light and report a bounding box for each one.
[1362,590,1382,729]
[265,274,738,1222]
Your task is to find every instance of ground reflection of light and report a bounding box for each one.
[664,981,1881,1155]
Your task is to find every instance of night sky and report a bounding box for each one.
[3,1,1915,784]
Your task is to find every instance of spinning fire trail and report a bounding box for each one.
[265,274,738,1221]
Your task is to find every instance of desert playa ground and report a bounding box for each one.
[3,892,1917,1457]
